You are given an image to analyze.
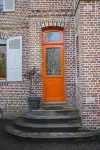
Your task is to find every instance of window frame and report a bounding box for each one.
[3,0,15,12]
[0,43,6,81]
[0,0,3,11]
[7,36,22,82]
[42,29,64,45]
[0,0,15,12]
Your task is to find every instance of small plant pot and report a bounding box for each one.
[28,97,41,110]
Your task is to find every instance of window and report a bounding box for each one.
[0,0,3,10]
[0,0,15,12]
[43,29,64,45]
[0,36,22,82]
[0,39,6,80]
[46,32,61,42]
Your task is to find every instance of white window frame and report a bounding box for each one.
[0,36,22,82]
[7,36,22,82]
[3,0,15,12]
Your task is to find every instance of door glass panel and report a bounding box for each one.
[46,32,60,42]
[46,48,61,75]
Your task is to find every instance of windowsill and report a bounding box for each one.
[0,78,6,82]
[0,80,6,82]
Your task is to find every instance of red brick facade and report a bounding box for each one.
[76,1,100,130]
[0,0,100,130]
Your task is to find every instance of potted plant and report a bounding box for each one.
[24,67,41,110]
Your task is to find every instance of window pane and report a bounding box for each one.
[0,53,6,78]
[0,0,3,5]
[46,32,60,42]
[0,0,3,10]
[46,48,61,75]
[0,39,7,45]
[0,45,6,51]
[4,0,14,10]
[9,39,20,49]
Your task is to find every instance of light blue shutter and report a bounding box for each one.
[3,0,15,12]
[7,36,22,81]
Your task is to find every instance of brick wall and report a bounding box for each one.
[75,4,82,119]
[28,0,76,106]
[0,0,77,118]
[1,0,99,130]
[76,1,100,130]
[0,0,30,118]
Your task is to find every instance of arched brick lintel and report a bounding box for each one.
[0,32,8,40]
[39,20,65,29]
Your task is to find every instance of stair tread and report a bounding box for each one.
[26,110,79,116]
[31,109,78,112]
[14,118,82,128]
[41,106,78,110]
[5,125,95,139]
[23,113,80,119]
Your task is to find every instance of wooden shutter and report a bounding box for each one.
[7,36,22,81]
[3,0,15,12]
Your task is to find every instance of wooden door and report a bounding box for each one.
[42,29,65,102]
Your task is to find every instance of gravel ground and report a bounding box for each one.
[0,119,100,150]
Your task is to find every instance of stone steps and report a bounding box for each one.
[13,118,82,132]
[22,111,80,124]
[29,109,79,115]
[5,125,94,139]
[40,102,73,110]
[4,109,95,139]
[23,113,80,120]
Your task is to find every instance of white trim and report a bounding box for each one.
[3,0,15,12]
[7,36,22,81]
[0,80,6,82]
[7,36,22,50]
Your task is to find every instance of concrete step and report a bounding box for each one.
[22,112,80,124]
[40,102,75,110]
[23,112,80,119]
[5,124,95,139]
[14,118,82,132]
[30,109,79,115]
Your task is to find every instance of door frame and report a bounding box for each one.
[42,28,65,102]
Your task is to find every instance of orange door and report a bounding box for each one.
[42,29,65,102]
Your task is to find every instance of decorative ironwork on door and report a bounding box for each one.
[46,48,61,75]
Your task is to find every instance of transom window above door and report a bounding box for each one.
[43,29,64,45]
[46,32,61,42]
